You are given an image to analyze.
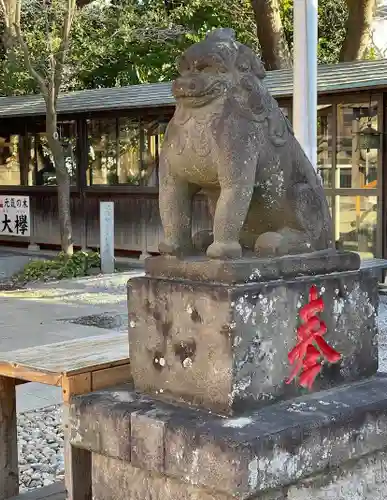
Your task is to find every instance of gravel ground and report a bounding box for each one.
[16,294,387,492]
[18,406,64,492]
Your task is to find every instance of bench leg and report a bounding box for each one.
[63,404,92,500]
[0,376,18,500]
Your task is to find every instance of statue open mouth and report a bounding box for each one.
[173,80,226,106]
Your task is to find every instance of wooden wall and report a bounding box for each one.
[0,187,212,254]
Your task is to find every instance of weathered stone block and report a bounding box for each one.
[128,257,379,413]
[92,454,233,500]
[131,412,165,472]
[69,375,387,499]
[287,450,387,499]
[69,389,133,460]
[145,251,360,284]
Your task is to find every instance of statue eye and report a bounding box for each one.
[178,56,190,73]
[239,63,250,72]
[196,63,208,72]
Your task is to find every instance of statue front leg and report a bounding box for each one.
[207,173,255,259]
[158,172,198,256]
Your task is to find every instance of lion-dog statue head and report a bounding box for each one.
[173,27,266,104]
[172,27,290,151]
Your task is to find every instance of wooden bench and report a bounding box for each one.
[0,332,130,500]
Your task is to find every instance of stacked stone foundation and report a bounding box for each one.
[68,252,387,499]
[70,376,387,500]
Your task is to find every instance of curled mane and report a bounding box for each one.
[230,43,293,146]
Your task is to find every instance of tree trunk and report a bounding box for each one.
[75,0,94,6]
[340,0,376,62]
[46,111,73,256]
[250,0,292,70]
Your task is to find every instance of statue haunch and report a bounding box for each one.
[158,28,333,260]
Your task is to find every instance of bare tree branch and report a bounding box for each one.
[54,0,76,98]
[368,25,387,58]
[1,0,46,92]
[1,0,75,255]
[0,0,9,26]
[0,0,17,30]
[13,24,46,92]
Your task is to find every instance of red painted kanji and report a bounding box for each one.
[286,285,341,390]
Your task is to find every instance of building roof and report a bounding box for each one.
[1,58,387,119]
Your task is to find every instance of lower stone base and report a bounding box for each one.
[92,455,233,500]
[69,375,387,500]
[287,451,387,499]
[92,450,387,500]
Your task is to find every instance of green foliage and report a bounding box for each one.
[14,251,101,283]
[279,0,348,65]
[67,0,257,90]
[0,0,367,96]
[317,0,348,64]
[0,0,73,95]
[66,0,349,89]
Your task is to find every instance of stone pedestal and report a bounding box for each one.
[69,375,387,500]
[128,251,378,413]
[67,252,387,500]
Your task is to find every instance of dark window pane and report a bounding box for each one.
[337,101,379,189]
[117,118,141,185]
[140,120,167,187]
[317,105,333,188]
[117,117,167,186]
[87,118,118,186]
[0,135,22,185]
[335,195,377,259]
[26,121,78,186]
[87,116,169,186]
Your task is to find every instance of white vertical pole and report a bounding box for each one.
[100,201,115,274]
[307,0,318,169]
[293,0,308,154]
[293,0,318,170]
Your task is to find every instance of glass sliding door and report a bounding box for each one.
[332,98,381,259]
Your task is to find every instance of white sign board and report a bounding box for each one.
[100,201,114,274]
[0,195,30,237]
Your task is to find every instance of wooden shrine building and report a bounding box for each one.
[1,59,387,259]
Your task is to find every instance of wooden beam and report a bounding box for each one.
[91,363,131,392]
[62,373,92,404]
[0,376,18,500]
[63,405,92,500]
[7,480,65,500]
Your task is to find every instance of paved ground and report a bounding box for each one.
[0,271,143,412]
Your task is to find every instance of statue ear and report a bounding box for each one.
[206,27,236,41]
[250,53,266,80]
[176,54,189,74]
[236,45,266,80]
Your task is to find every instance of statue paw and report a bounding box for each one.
[192,230,214,252]
[254,232,283,257]
[159,240,194,257]
[254,229,314,257]
[206,241,242,259]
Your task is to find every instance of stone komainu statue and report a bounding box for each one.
[158,28,333,259]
